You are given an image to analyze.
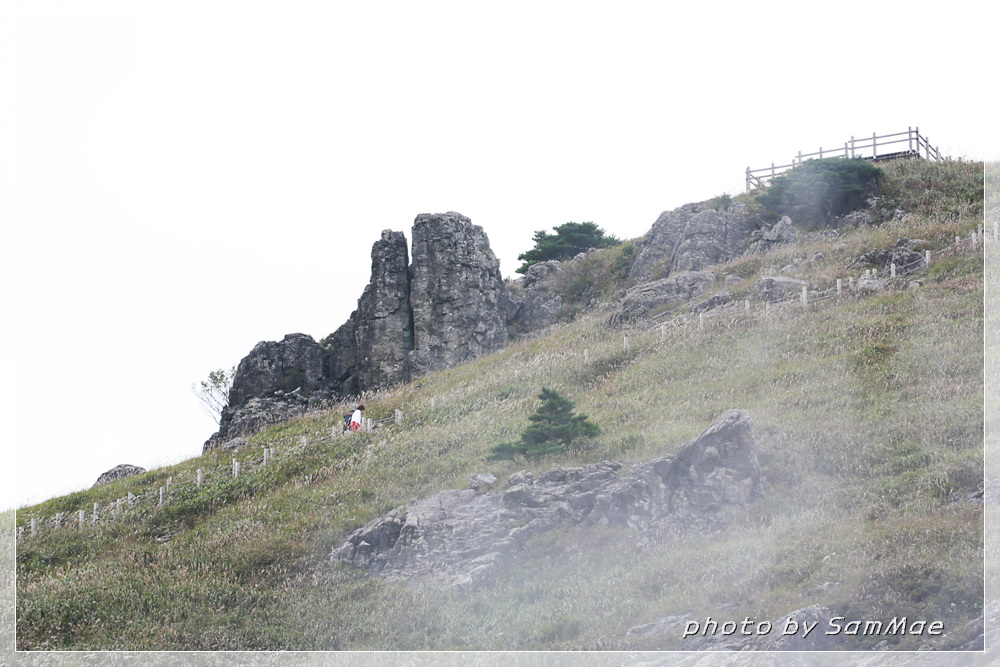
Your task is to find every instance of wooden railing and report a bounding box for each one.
[746,127,944,191]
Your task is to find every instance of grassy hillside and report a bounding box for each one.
[15,159,985,651]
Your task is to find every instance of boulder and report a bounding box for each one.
[606,271,716,327]
[849,238,927,276]
[93,464,146,488]
[332,410,763,590]
[630,201,763,282]
[691,291,733,314]
[743,216,798,256]
[855,274,889,293]
[755,276,809,303]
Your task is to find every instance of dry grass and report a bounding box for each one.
[14,159,985,651]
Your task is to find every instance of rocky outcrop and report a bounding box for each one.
[754,275,809,302]
[743,216,798,256]
[849,238,927,274]
[205,333,332,451]
[227,333,328,408]
[332,410,763,590]
[327,230,413,396]
[206,213,514,450]
[93,464,146,488]
[409,212,513,376]
[630,201,763,283]
[606,271,716,327]
[507,260,565,334]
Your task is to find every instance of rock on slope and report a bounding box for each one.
[332,409,763,590]
[205,212,513,451]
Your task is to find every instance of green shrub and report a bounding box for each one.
[756,157,884,228]
[488,388,600,460]
[516,222,621,274]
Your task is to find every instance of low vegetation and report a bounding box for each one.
[488,388,600,461]
[14,158,985,651]
[756,157,884,228]
[516,221,621,274]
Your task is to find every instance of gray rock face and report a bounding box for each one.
[507,260,565,334]
[205,395,312,452]
[849,238,927,275]
[754,276,809,303]
[328,230,413,395]
[630,201,763,282]
[93,464,146,488]
[228,333,327,408]
[409,212,513,376]
[205,333,330,452]
[692,291,733,314]
[606,271,716,327]
[332,410,763,590]
[206,213,515,449]
[744,216,799,256]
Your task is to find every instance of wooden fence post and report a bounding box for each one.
[196,469,203,487]
[890,263,896,278]
[925,250,931,267]
[801,286,808,307]
[79,509,85,527]
[128,492,135,506]
[395,409,403,424]
[116,498,122,513]
[31,518,37,536]
[699,313,704,329]
[836,279,842,295]
[584,348,589,364]
[263,447,269,467]
[92,503,99,525]
[849,276,853,289]
[623,336,629,350]
[232,458,238,478]
[159,487,164,506]
[872,132,877,159]
[745,300,750,313]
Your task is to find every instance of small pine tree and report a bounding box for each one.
[516,222,620,274]
[488,388,601,461]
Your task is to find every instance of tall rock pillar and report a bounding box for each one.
[328,229,413,394]
[408,212,513,376]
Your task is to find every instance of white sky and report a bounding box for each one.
[3,1,997,511]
